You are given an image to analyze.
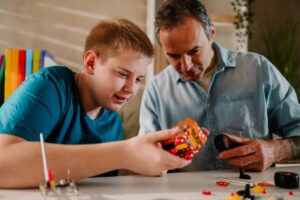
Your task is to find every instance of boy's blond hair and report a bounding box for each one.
[84,18,154,62]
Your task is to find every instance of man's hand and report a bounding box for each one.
[218,133,293,172]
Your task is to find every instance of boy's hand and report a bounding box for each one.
[122,127,191,176]
[201,128,209,136]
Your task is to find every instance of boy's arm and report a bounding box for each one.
[0,127,191,188]
[0,134,125,188]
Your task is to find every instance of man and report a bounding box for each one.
[0,19,191,188]
[139,0,300,172]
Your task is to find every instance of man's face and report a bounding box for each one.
[158,17,215,81]
[90,51,150,112]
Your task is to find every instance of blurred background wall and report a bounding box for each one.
[0,0,148,71]
[249,0,300,98]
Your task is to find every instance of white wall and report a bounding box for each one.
[0,0,148,71]
[202,0,245,51]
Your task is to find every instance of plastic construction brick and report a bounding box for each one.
[162,118,207,160]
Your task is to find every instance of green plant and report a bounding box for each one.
[231,0,255,50]
[262,20,300,98]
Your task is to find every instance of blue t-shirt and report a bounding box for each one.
[0,66,124,144]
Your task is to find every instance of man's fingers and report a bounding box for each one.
[223,154,258,168]
[217,137,274,172]
[219,144,257,159]
[223,158,265,172]
[221,132,251,145]
[243,162,265,172]
[201,128,209,136]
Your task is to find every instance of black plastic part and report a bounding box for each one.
[214,134,239,152]
[214,134,252,180]
[162,143,175,151]
[237,184,255,200]
[274,171,299,189]
[240,169,251,180]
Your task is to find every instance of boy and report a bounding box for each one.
[0,19,191,188]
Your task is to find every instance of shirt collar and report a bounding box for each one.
[213,42,236,70]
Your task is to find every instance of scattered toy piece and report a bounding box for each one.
[257,181,275,187]
[274,171,299,189]
[48,170,55,189]
[216,177,255,187]
[237,184,254,200]
[252,185,266,194]
[226,194,242,200]
[202,190,212,196]
[39,133,78,196]
[239,169,251,180]
[216,180,230,187]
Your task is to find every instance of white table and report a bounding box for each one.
[0,166,299,200]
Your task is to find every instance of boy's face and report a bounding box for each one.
[89,50,150,112]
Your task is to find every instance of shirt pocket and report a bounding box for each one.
[218,92,257,132]
[222,127,253,139]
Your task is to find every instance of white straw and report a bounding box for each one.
[40,133,49,182]
[216,177,255,187]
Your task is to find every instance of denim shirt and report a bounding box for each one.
[139,43,300,171]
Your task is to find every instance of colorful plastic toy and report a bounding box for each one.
[162,118,207,160]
